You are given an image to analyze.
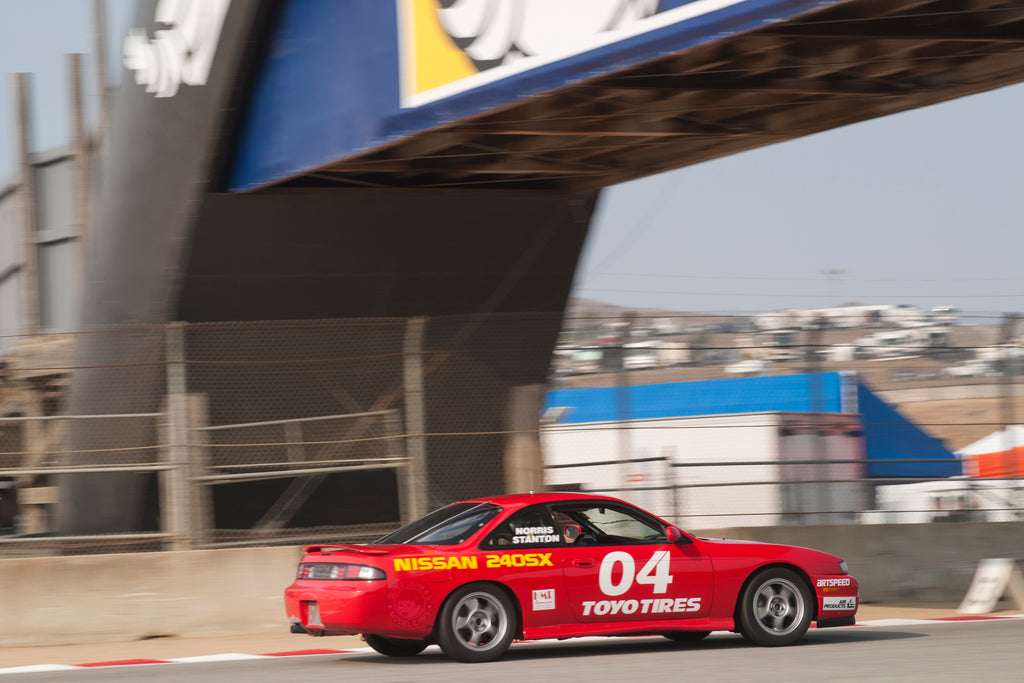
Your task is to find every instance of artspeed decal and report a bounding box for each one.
[124,0,232,98]
[397,0,751,108]
[817,578,852,588]
[822,597,857,611]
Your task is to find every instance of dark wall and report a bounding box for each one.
[178,189,596,510]
[177,189,594,321]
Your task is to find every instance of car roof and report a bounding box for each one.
[458,491,623,508]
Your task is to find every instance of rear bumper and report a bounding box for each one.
[284,578,436,638]
[285,580,390,635]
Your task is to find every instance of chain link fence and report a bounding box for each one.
[0,308,1021,556]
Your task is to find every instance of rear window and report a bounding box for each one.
[375,503,501,545]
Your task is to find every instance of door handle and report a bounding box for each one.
[573,559,595,568]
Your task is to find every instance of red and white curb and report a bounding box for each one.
[0,648,362,675]
[843,613,1024,628]
[4,616,1023,675]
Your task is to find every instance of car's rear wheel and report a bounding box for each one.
[363,634,429,657]
[662,630,711,643]
[436,585,516,663]
[737,567,813,646]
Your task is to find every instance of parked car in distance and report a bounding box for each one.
[945,360,999,378]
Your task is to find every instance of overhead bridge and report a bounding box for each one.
[236,0,1024,193]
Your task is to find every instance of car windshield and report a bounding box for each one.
[375,502,502,545]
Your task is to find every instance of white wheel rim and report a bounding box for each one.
[752,577,805,636]
[451,592,509,651]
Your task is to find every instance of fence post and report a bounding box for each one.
[187,393,212,546]
[402,317,428,521]
[383,410,409,523]
[504,384,546,494]
[662,446,678,524]
[161,321,197,550]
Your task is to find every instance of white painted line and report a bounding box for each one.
[855,614,1024,628]
[167,653,269,663]
[0,665,78,674]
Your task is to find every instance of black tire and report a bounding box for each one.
[662,630,711,643]
[737,567,813,647]
[364,634,429,657]
[436,584,517,663]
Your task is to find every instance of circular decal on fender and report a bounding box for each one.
[386,579,435,628]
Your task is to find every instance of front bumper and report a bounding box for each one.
[813,574,859,627]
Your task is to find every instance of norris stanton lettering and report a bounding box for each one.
[513,525,559,544]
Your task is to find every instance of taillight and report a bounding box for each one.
[297,562,386,580]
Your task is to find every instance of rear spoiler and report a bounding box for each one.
[302,544,391,555]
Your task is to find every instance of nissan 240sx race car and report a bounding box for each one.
[285,492,857,662]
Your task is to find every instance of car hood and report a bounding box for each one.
[695,537,846,573]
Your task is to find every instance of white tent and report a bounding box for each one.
[957,425,1024,457]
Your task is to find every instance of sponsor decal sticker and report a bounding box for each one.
[386,579,435,628]
[581,597,701,616]
[817,578,852,588]
[822,597,857,611]
[533,589,556,611]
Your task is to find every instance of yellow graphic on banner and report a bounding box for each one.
[402,0,477,99]
[397,0,730,107]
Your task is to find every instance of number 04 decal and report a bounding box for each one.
[598,551,674,596]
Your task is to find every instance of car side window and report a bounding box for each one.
[480,504,561,549]
[552,503,666,545]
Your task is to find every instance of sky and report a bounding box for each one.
[2,0,1023,323]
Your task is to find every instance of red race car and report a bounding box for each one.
[285,492,857,662]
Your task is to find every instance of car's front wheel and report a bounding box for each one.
[737,567,813,646]
[364,634,429,657]
[436,584,516,662]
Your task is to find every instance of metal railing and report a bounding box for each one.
[545,456,1024,530]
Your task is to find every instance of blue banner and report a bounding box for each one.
[229,0,843,191]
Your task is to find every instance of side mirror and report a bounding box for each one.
[563,524,582,542]
[665,526,684,543]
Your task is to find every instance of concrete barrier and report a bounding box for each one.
[2,523,1022,647]
[697,522,1024,603]
[0,546,303,647]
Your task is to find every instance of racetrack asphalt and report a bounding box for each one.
[2,603,1021,670]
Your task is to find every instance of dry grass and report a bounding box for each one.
[893,397,1024,451]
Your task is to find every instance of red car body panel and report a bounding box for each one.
[284,492,858,642]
